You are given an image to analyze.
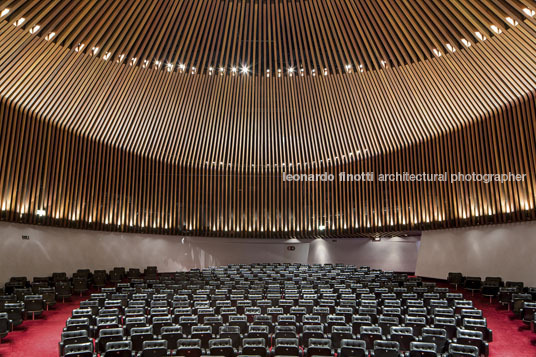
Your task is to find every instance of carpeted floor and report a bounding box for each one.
[0,289,535,356]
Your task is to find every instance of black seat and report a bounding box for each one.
[131,326,155,352]
[447,273,464,290]
[372,340,401,357]
[103,340,133,357]
[301,324,325,346]
[240,337,267,357]
[357,326,383,350]
[273,337,301,356]
[209,338,236,357]
[330,325,354,349]
[219,325,242,348]
[403,316,426,336]
[140,340,168,357]
[191,325,213,349]
[481,282,500,303]
[63,342,96,357]
[176,339,203,357]
[447,343,479,357]
[407,341,439,357]
[432,317,456,339]
[24,295,45,320]
[389,326,415,351]
[96,328,124,354]
[454,329,488,357]
[351,315,373,335]
[0,312,13,340]
[161,325,183,350]
[462,318,492,342]
[420,327,448,354]
[3,302,24,327]
[338,339,367,357]
[305,338,332,357]
[59,330,92,356]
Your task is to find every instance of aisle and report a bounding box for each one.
[0,297,83,357]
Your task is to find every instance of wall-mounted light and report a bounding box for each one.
[36,209,46,217]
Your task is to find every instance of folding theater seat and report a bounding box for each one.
[330,325,354,349]
[431,317,457,339]
[130,326,156,352]
[403,316,426,336]
[102,340,133,357]
[39,287,57,310]
[338,339,367,357]
[63,342,96,357]
[152,315,173,335]
[521,302,536,324]
[125,317,147,335]
[96,328,125,354]
[273,337,301,356]
[175,338,204,357]
[229,315,248,334]
[371,340,401,357]
[208,338,236,357]
[454,329,488,357]
[305,338,333,357]
[246,325,270,346]
[219,325,242,349]
[420,327,448,354]
[447,344,479,357]
[178,316,198,335]
[351,315,373,335]
[388,326,416,352]
[191,325,213,349]
[3,302,24,327]
[462,318,492,342]
[300,324,325,346]
[378,316,400,336]
[139,340,169,357]
[0,313,12,340]
[160,325,183,350]
[407,342,440,357]
[357,326,383,350]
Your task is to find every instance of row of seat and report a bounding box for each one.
[57,264,492,357]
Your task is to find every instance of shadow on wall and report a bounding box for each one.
[0,222,420,282]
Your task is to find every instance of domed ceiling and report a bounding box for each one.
[0,0,535,237]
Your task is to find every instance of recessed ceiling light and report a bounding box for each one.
[166,63,173,71]
[475,31,486,41]
[490,25,502,34]
[523,8,535,17]
[231,66,237,73]
[1,8,9,17]
[323,68,328,75]
[74,43,85,52]
[92,47,99,55]
[29,25,40,34]
[461,38,471,47]
[433,48,442,57]
[288,67,295,73]
[445,43,456,52]
[45,32,55,41]
[380,60,387,67]
[240,65,249,74]
[178,63,186,71]
[118,54,125,62]
[318,225,326,231]
[103,52,112,61]
[14,17,25,26]
[36,209,46,217]
[505,17,518,26]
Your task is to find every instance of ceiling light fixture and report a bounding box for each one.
[240,65,249,74]
[1,8,9,17]
[505,17,518,26]
[445,43,456,52]
[523,8,535,17]
[45,32,55,41]
[14,17,25,26]
[29,25,40,34]
[461,38,471,47]
[490,25,502,34]
[36,209,46,217]
[103,52,112,61]
[92,47,100,55]
[474,31,486,41]
[433,48,442,57]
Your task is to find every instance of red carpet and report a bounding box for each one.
[0,297,83,357]
[0,290,535,356]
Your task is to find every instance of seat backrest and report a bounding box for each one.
[448,343,479,356]
[64,342,94,356]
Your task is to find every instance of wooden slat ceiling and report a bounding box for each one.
[0,0,535,238]
[0,0,532,74]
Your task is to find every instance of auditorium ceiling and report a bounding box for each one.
[0,0,535,237]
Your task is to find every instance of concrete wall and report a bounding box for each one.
[0,222,419,283]
[416,221,536,286]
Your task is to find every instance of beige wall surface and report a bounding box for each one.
[416,221,536,286]
[0,222,419,283]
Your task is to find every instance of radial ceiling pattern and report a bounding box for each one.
[0,0,535,238]
[0,0,532,75]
